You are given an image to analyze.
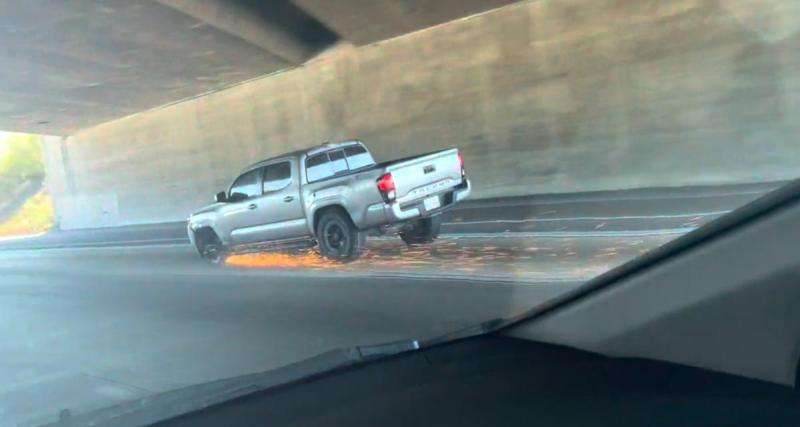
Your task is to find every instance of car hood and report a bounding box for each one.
[191,203,225,217]
[40,318,506,427]
[40,341,420,427]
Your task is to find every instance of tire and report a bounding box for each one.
[316,209,365,262]
[195,228,227,264]
[399,215,442,245]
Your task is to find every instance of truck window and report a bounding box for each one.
[344,145,374,170]
[262,161,291,193]
[328,150,348,175]
[229,169,261,200]
[306,153,335,182]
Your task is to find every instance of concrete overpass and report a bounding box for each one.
[0,0,517,135]
[2,3,800,424]
[1,0,800,229]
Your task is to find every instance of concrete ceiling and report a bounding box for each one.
[294,0,520,46]
[0,0,518,135]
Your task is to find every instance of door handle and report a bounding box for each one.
[248,203,257,210]
[283,196,294,203]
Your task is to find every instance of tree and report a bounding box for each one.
[0,133,44,182]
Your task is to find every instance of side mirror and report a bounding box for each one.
[215,191,228,203]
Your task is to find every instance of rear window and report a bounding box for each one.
[306,153,335,182]
[344,145,374,170]
[306,146,373,182]
[328,150,348,174]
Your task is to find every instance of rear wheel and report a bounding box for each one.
[399,215,442,245]
[195,228,227,263]
[316,209,365,262]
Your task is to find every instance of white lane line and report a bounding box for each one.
[173,268,586,285]
[76,237,189,246]
[440,228,697,239]
[0,232,47,242]
[444,210,730,226]
[5,227,693,254]
[10,228,686,255]
[459,188,773,208]
[368,227,696,241]
[0,237,189,252]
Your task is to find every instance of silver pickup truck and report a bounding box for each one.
[188,141,471,261]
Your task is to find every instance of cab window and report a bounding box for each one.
[229,169,260,201]
[344,145,374,170]
[328,150,348,175]
[262,161,292,193]
[306,153,335,183]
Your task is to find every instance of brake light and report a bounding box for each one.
[377,173,396,201]
[458,153,465,177]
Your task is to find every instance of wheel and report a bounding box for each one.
[195,228,227,263]
[316,209,365,262]
[399,215,442,245]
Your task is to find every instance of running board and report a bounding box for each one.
[231,238,317,255]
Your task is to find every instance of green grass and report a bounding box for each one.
[0,133,50,236]
[0,133,44,194]
[0,192,54,237]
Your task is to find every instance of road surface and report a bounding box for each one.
[1,242,583,426]
[0,184,777,426]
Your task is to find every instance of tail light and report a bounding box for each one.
[458,153,465,177]
[377,173,396,202]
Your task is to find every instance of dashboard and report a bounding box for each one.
[155,336,800,427]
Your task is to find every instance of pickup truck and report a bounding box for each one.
[188,141,471,262]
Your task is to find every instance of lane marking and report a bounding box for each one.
[458,188,773,209]
[1,227,696,253]
[140,267,587,286]
[445,210,730,225]
[1,209,720,251]
[0,232,47,242]
[440,228,697,239]
[0,237,189,252]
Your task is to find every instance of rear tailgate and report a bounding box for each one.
[385,148,463,203]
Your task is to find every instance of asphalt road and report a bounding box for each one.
[0,231,700,426]
[1,243,581,426]
[0,183,779,426]
[0,182,777,251]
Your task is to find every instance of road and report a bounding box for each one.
[1,243,582,426]
[0,184,777,426]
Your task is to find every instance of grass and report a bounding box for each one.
[0,133,50,237]
[0,192,54,237]
[0,133,44,195]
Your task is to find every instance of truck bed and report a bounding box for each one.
[382,148,463,203]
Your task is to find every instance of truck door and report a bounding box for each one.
[229,160,307,245]
[219,168,262,244]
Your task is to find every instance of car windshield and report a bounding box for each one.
[0,1,797,425]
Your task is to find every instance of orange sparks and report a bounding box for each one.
[225,251,340,269]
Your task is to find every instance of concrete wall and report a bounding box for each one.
[45,0,800,229]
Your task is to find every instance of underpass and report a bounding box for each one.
[0,181,777,425]
[0,182,773,283]
[0,253,558,426]
[0,219,652,426]
[0,0,798,425]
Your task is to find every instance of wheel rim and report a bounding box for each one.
[323,221,349,255]
[203,243,220,260]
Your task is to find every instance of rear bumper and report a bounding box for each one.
[384,179,471,222]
